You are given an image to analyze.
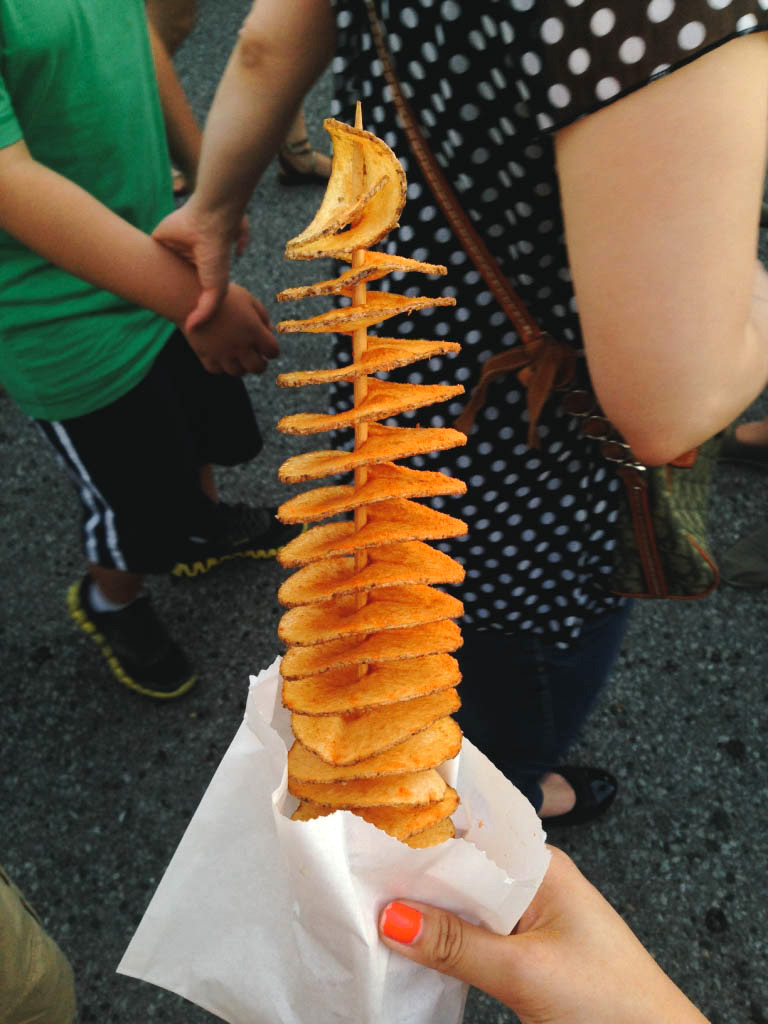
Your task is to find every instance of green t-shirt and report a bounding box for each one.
[0,0,175,420]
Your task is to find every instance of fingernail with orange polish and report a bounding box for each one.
[380,902,423,944]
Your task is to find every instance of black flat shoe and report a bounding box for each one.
[718,426,768,469]
[541,765,617,828]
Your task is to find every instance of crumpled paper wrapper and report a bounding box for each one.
[118,657,550,1024]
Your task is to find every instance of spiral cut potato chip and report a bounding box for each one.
[278,501,467,568]
[292,786,459,842]
[278,422,467,485]
[276,112,466,847]
[276,253,447,302]
[277,464,466,527]
[280,620,463,680]
[277,542,464,607]
[277,337,461,388]
[282,654,461,714]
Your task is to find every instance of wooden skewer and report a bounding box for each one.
[351,104,371,676]
[352,103,370,596]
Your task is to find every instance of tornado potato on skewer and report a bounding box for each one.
[275,109,468,847]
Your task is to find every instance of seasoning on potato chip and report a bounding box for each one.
[277,338,461,388]
[287,717,462,779]
[279,584,463,647]
[279,620,463,680]
[277,498,467,568]
[276,254,447,303]
[277,292,456,336]
[278,380,464,436]
[284,119,406,261]
[403,817,456,848]
[292,786,459,841]
[278,422,467,485]
[277,463,466,525]
[291,687,460,766]
[278,543,464,607]
[288,768,447,809]
[282,654,460,714]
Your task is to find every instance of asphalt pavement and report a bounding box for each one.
[2,3,767,1022]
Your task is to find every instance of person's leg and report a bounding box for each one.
[199,463,218,502]
[719,413,768,466]
[456,629,550,807]
[0,868,76,1024]
[33,340,217,697]
[87,564,144,605]
[145,0,198,55]
[35,357,221,579]
[732,414,768,446]
[166,330,303,577]
[35,330,295,691]
[456,600,632,815]
[278,105,332,184]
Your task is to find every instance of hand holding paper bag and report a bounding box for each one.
[118,659,550,1024]
[379,847,710,1024]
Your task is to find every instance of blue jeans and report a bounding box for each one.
[456,601,633,811]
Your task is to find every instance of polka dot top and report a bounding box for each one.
[327,0,768,646]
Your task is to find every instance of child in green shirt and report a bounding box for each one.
[0,0,295,698]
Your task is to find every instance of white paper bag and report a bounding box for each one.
[118,658,550,1023]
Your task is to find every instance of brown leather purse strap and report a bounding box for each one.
[365,0,576,445]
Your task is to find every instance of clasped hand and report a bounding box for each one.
[184,280,278,375]
[154,199,272,374]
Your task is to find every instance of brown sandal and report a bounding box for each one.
[277,137,331,186]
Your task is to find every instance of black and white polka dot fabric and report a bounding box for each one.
[328,0,768,646]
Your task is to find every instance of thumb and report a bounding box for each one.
[379,901,519,1005]
[184,285,225,331]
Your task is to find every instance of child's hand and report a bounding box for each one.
[153,199,235,329]
[183,282,279,375]
[379,846,709,1024]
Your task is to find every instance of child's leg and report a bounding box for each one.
[145,0,198,56]
[199,464,217,502]
[87,564,144,606]
[0,867,76,1024]
[31,333,224,697]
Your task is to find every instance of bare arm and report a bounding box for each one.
[0,139,203,323]
[153,0,335,323]
[146,14,201,187]
[0,139,278,374]
[555,32,768,465]
[380,847,709,1024]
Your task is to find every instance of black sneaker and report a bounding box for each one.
[67,577,196,699]
[171,503,303,580]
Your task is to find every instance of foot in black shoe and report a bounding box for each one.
[718,426,768,469]
[720,522,768,588]
[171,503,303,579]
[68,577,196,699]
[541,765,617,827]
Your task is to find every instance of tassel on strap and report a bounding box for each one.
[454,334,578,447]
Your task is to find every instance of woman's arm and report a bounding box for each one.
[152,0,336,324]
[555,32,768,465]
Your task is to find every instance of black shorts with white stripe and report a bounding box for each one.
[35,331,262,574]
